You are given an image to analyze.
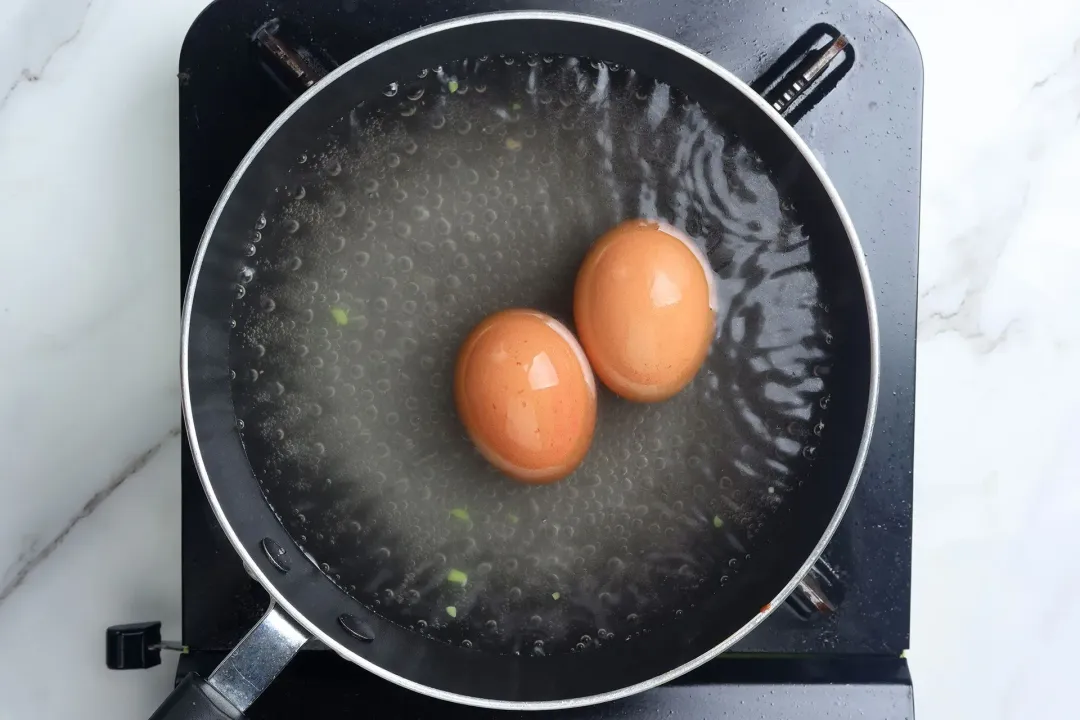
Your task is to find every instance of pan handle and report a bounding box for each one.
[147,604,308,720]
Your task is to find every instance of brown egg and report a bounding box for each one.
[454,309,597,483]
[574,219,717,402]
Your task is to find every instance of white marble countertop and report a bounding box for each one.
[0,0,1077,718]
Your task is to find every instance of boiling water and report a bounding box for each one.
[230,55,833,655]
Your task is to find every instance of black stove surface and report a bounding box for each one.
[179,0,919,716]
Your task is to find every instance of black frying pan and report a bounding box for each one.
[169,11,878,719]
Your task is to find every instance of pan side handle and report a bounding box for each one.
[147,604,308,720]
[252,19,333,100]
[752,25,853,126]
[784,557,845,620]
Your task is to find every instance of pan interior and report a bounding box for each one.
[229,54,833,656]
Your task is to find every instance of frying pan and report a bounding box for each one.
[167,10,878,719]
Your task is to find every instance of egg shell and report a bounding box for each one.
[574,219,717,402]
[454,309,597,483]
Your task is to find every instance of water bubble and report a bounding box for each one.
[383,82,399,97]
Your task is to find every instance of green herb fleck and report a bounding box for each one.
[447,569,468,586]
[446,606,458,618]
[505,138,522,151]
[507,513,519,524]
[713,515,725,529]
[330,306,349,326]
[511,101,522,110]
[551,592,561,601]
[448,80,459,94]
[449,508,470,522]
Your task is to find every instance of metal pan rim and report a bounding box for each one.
[181,9,881,711]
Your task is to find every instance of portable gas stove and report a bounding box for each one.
[123,0,920,716]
